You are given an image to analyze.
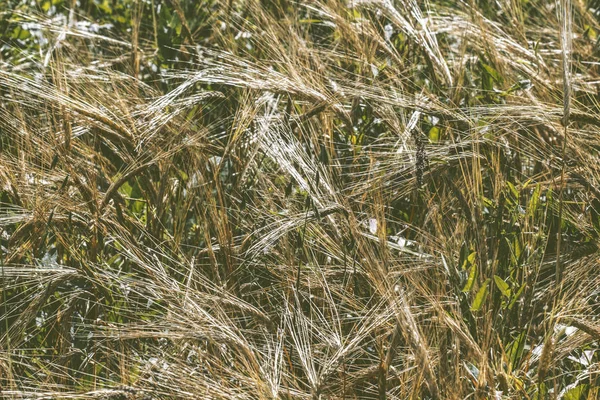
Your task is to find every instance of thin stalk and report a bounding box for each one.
[555,0,572,289]
[1,232,12,390]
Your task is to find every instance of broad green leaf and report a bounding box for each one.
[11,27,30,40]
[506,181,519,199]
[461,251,477,292]
[481,196,493,208]
[494,275,510,297]
[585,24,597,41]
[506,331,526,369]
[462,263,477,293]
[513,237,521,261]
[178,169,189,182]
[97,0,113,14]
[480,62,502,91]
[481,62,502,83]
[119,181,133,197]
[470,278,490,311]
[428,126,440,142]
[462,250,476,270]
[563,384,588,400]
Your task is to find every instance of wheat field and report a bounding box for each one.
[1,0,600,398]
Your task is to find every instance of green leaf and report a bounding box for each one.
[350,132,364,145]
[563,384,588,400]
[494,275,510,297]
[461,251,477,293]
[506,331,526,369]
[584,24,597,41]
[506,181,519,199]
[11,27,30,40]
[119,181,133,197]
[513,237,521,261]
[458,242,468,267]
[470,278,490,311]
[428,126,440,142]
[481,196,493,208]
[528,183,541,217]
[106,253,121,267]
[481,62,502,83]
[462,251,476,270]
[299,19,323,24]
[462,264,477,293]
[508,283,525,310]
[96,0,113,14]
